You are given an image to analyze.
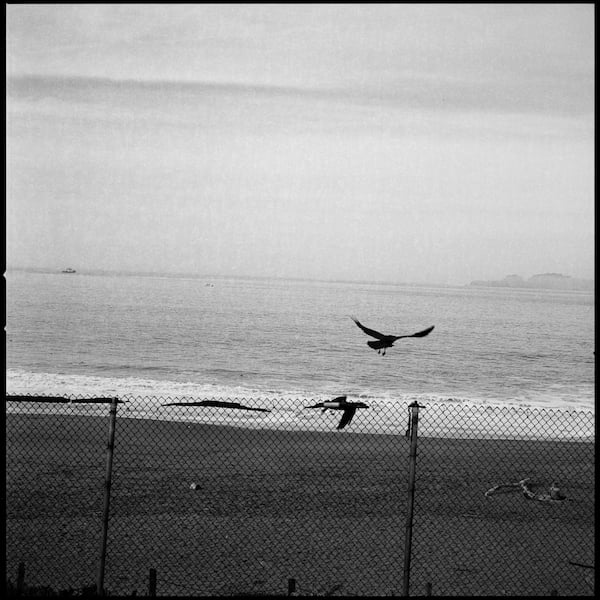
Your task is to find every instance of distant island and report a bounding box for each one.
[470,273,594,291]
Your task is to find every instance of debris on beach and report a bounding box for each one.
[521,480,567,502]
[485,478,530,496]
[485,478,568,502]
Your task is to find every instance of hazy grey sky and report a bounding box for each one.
[6,4,594,285]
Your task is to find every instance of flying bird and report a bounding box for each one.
[351,316,434,355]
[305,395,369,430]
[162,400,270,412]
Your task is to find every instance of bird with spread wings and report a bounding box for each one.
[305,396,369,430]
[351,316,434,355]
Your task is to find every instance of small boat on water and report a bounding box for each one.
[61,268,76,273]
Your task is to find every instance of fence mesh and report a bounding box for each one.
[5,394,594,596]
[410,405,595,596]
[6,398,111,595]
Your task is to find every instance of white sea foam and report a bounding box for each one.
[6,368,266,400]
[6,368,590,410]
[6,369,594,441]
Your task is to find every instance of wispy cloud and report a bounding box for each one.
[7,5,593,118]
[6,72,593,144]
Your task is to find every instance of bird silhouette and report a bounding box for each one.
[162,400,270,412]
[305,395,369,430]
[351,316,434,355]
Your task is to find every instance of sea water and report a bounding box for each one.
[5,270,595,438]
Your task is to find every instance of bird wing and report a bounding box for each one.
[351,317,386,340]
[395,325,435,340]
[337,406,358,430]
[305,402,325,409]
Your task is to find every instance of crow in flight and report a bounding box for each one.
[351,317,434,355]
[305,396,369,430]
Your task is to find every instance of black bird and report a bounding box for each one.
[162,400,271,412]
[351,316,434,355]
[305,395,369,430]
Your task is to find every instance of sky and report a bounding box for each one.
[5,4,595,285]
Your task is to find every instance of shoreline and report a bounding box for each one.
[6,365,595,414]
[6,395,595,442]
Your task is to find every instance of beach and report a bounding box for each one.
[6,413,594,596]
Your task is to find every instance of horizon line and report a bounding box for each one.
[5,266,595,290]
[5,265,466,288]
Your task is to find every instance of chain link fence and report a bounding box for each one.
[6,394,594,596]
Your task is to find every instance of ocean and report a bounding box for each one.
[6,269,594,412]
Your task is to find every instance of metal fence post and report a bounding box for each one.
[148,568,157,597]
[97,397,119,595]
[287,577,296,596]
[16,561,25,596]
[402,401,424,597]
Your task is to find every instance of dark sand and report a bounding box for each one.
[6,414,594,596]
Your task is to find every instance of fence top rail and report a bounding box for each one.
[6,395,123,404]
[6,393,594,442]
[5,392,595,415]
